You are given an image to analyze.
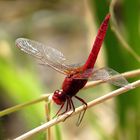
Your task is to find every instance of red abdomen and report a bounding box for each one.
[83,14,110,70]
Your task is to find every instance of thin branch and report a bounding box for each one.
[109,0,140,62]
[0,94,50,117]
[14,80,140,140]
[1,69,140,117]
[45,102,52,140]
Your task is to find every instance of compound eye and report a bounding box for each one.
[55,90,59,94]
[53,90,64,105]
[54,90,61,95]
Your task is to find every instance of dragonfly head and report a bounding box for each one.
[52,90,66,105]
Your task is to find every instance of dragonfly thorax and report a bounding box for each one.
[52,89,66,105]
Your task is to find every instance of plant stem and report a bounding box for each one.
[0,94,50,117]
[45,102,52,140]
[14,80,140,140]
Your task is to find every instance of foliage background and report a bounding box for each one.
[0,0,140,140]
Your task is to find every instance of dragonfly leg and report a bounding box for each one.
[58,98,70,116]
[74,95,87,126]
[69,97,75,112]
[68,97,72,110]
[53,102,65,118]
[63,96,75,121]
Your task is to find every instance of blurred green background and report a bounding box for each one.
[0,0,140,140]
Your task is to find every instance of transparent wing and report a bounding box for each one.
[66,63,84,69]
[16,38,130,87]
[91,67,130,87]
[16,38,78,74]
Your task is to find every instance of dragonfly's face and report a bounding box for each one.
[52,90,66,105]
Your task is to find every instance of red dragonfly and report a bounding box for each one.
[15,14,130,124]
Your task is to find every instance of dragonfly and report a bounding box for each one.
[15,13,131,125]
